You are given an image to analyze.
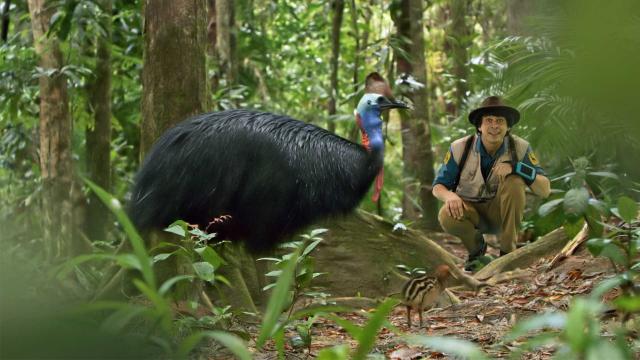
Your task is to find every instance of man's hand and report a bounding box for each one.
[493,162,513,183]
[444,191,466,220]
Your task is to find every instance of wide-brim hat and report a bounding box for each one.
[468,96,520,127]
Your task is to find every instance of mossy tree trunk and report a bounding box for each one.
[391,0,439,229]
[85,0,113,242]
[141,0,208,158]
[327,0,344,133]
[140,0,208,301]
[448,0,470,117]
[28,0,74,259]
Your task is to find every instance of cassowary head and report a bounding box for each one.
[355,72,408,152]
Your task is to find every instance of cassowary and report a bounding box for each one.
[128,72,407,252]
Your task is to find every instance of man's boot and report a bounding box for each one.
[464,232,487,271]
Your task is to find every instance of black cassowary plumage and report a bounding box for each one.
[128,73,406,253]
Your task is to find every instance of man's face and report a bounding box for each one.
[479,115,509,146]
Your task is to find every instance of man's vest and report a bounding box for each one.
[451,134,529,202]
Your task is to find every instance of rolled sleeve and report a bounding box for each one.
[520,146,545,176]
[433,147,460,190]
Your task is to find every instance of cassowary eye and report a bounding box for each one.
[376,96,385,104]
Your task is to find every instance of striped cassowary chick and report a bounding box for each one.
[402,264,457,328]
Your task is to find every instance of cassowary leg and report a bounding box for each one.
[418,310,423,328]
[406,305,412,328]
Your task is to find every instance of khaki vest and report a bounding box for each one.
[451,134,529,202]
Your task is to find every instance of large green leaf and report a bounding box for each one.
[504,312,566,342]
[83,178,156,289]
[256,248,300,349]
[352,298,399,360]
[177,331,252,360]
[316,345,349,360]
[164,221,188,237]
[613,295,640,312]
[192,262,215,282]
[563,188,590,216]
[538,198,564,217]
[405,335,489,360]
[159,275,195,296]
[586,341,627,360]
[617,196,638,223]
[195,246,226,269]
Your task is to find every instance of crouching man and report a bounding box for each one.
[432,96,551,271]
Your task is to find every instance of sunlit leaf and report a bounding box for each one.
[539,198,564,217]
[164,221,188,237]
[192,262,215,282]
[195,246,226,269]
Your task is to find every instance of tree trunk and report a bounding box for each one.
[141,0,209,158]
[327,0,344,133]
[392,0,439,229]
[207,0,219,91]
[141,0,208,301]
[448,0,469,117]
[215,0,236,87]
[85,0,112,241]
[1,0,10,42]
[506,0,533,36]
[28,0,74,259]
[348,0,372,143]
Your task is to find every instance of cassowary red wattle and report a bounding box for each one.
[128,72,407,252]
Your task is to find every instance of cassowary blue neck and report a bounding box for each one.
[358,111,384,152]
[356,94,386,153]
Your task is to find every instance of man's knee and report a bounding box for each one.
[438,205,455,229]
[438,202,477,231]
[499,175,526,200]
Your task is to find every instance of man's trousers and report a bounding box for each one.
[438,175,527,255]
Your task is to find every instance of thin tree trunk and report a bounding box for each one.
[392,0,439,229]
[28,0,74,259]
[215,0,236,87]
[207,0,219,92]
[348,0,359,109]
[506,0,533,36]
[1,0,10,42]
[327,0,344,133]
[348,0,372,143]
[449,0,469,116]
[141,0,209,158]
[85,0,112,241]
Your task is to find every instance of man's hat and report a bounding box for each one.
[468,96,520,127]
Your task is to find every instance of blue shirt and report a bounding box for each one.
[433,135,545,190]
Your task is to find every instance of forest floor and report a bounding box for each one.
[238,233,620,360]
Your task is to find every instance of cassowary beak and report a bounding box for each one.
[378,97,410,111]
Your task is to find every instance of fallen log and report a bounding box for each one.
[549,222,590,269]
[474,227,569,281]
[312,210,484,299]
